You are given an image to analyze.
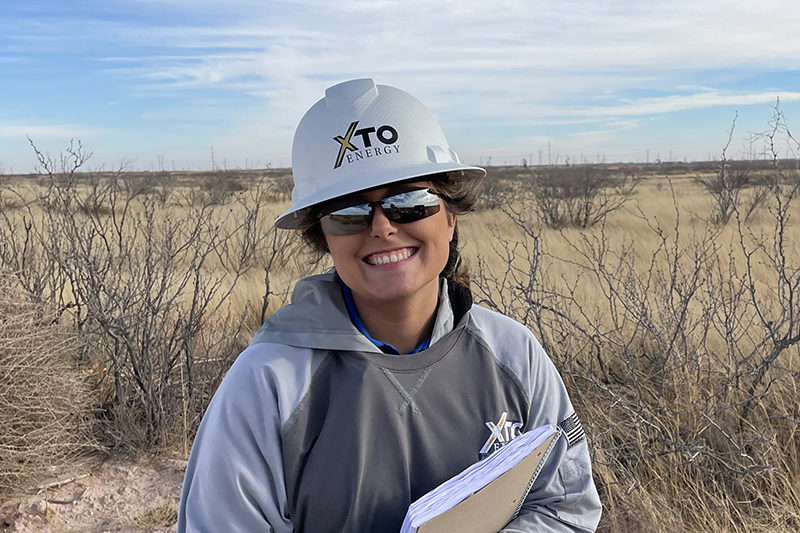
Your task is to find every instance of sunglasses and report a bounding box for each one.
[319,187,442,235]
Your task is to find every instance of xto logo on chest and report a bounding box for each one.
[333,120,400,169]
[479,411,523,458]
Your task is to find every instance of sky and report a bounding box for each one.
[2,0,800,173]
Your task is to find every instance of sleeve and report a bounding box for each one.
[177,344,297,533]
[500,333,602,532]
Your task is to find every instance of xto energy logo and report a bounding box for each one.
[333,121,400,169]
[479,411,523,458]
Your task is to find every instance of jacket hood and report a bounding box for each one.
[250,270,465,353]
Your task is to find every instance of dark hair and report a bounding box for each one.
[297,171,482,286]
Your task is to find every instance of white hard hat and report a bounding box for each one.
[275,78,486,229]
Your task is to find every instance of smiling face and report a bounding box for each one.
[323,182,456,307]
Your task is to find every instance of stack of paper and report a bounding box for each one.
[399,424,561,533]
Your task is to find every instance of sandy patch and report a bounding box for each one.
[0,456,185,533]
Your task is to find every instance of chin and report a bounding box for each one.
[356,274,439,303]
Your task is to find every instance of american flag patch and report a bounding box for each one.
[558,412,586,449]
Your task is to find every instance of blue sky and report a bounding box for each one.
[2,0,800,173]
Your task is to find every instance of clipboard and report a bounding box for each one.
[401,426,561,533]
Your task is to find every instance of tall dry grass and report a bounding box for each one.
[0,271,95,498]
[2,155,799,530]
[465,171,800,532]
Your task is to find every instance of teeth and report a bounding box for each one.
[368,249,413,265]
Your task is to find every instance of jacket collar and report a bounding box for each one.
[249,270,471,353]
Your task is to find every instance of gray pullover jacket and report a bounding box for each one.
[178,272,602,532]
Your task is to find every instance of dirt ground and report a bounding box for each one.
[0,456,185,533]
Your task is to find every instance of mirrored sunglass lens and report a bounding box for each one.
[320,189,441,235]
[328,203,372,217]
[382,189,441,222]
[320,205,371,235]
[382,189,440,208]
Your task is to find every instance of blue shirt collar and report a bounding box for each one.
[342,284,431,355]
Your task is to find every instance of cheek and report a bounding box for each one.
[432,212,456,244]
[325,234,359,264]
[425,217,455,257]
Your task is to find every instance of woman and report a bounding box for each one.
[178,79,602,532]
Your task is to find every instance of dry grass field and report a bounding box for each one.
[1,155,799,532]
[463,168,800,532]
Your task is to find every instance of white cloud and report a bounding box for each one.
[5,0,800,168]
[11,1,798,111]
[69,0,798,140]
[80,2,798,73]
[0,122,106,139]
[556,91,800,119]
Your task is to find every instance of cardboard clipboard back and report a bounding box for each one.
[416,430,560,533]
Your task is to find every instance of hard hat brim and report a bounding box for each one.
[274,163,485,230]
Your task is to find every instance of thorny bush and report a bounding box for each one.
[526,165,638,229]
[473,162,800,531]
[0,141,300,451]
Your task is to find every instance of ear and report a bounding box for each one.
[447,213,457,242]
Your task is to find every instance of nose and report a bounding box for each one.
[369,204,397,239]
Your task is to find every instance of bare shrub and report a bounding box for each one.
[0,187,26,212]
[262,171,294,203]
[525,165,638,228]
[472,174,800,531]
[197,172,249,205]
[474,169,514,212]
[697,102,800,227]
[0,140,294,451]
[0,271,94,497]
[693,162,758,225]
[694,114,771,225]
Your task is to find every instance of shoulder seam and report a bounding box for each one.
[280,351,334,435]
[463,315,532,410]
